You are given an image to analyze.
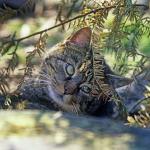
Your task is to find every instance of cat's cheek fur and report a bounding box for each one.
[75,90,90,101]
[48,85,63,103]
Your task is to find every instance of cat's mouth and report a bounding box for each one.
[63,94,80,113]
[63,94,73,104]
[48,85,80,113]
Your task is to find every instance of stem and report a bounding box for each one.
[3,4,148,44]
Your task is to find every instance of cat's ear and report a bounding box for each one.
[67,27,91,47]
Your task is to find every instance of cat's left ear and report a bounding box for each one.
[67,27,92,47]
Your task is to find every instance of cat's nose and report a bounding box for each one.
[64,81,77,95]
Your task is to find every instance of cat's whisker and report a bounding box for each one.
[39,68,52,77]
[25,78,51,85]
[51,78,57,85]
[39,69,49,76]
[38,72,51,82]
[39,74,57,84]
[23,82,49,88]
[71,102,79,115]
[43,60,49,70]
[27,76,50,83]
[38,76,57,89]
[44,61,55,72]
[23,79,52,88]
[39,74,56,86]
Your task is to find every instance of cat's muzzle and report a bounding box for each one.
[64,80,78,95]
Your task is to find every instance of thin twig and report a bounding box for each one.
[136,49,150,59]
[2,4,148,44]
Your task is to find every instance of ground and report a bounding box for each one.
[0,110,150,150]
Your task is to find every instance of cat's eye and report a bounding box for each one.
[65,64,75,77]
[80,85,91,94]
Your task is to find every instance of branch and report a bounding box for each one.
[2,4,148,44]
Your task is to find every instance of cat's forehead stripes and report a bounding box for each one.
[64,50,83,64]
[47,43,88,65]
[64,42,88,55]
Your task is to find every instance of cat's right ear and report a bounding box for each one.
[67,27,92,48]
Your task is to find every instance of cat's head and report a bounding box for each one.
[41,27,113,115]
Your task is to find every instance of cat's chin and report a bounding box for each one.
[48,85,80,113]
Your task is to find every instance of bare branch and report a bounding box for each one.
[2,4,148,45]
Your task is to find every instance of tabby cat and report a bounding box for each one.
[19,27,150,117]
[20,27,116,116]
[1,27,149,117]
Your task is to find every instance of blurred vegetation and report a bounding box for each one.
[1,111,150,150]
[0,0,150,128]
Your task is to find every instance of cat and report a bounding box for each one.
[19,27,116,117]
[7,27,149,118]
